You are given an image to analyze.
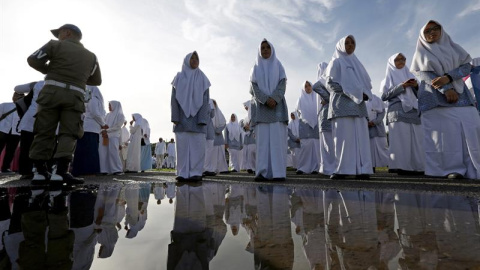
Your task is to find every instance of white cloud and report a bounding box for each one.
[457,0,480,17]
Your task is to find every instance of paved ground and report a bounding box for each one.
[1,170,480,197]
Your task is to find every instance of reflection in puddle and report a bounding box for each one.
[0,182,479,269]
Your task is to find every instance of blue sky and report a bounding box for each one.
[1,0,479,141]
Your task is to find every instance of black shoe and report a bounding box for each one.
[231,170,238,173]
[58,173,85,185]
[296,170,304,175]
[311,171,319,175]
[447,173,463,179]
[1,169,14,174]
[247,169,254,174]
[188,175,203,182]
[254,174,268,182]
[175,176,187,181]
[388,169,398,173]
[219,171,231,174]
[273,177,286,181]
[203,171,217,176]
[330,174,346,180]
[355,174,370,180]
[125,170,138,173]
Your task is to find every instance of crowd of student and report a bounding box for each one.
[1,20,479,184]
[171,19,480,181]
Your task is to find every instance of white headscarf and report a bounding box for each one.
[211,99,226,129]
[325,35,372,104]
[132,113,143,130]
[141,118,150,139]
[366,94,385,121]
[410,20,471,93]
[226,113,241,141]
[296,81,318,128]
[172,51,211,117]
[249,39,287,95]
[105,100,125,127]
[87,85,106,116]
[288,111,300,137]
[317,62,328,85]
[380,53,418,112]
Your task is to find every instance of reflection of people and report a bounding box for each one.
[381,53,424,175]
[411,20,480,179]
[171,51,211,181]
[28,24,101,185]
[325,35,373,180]
[250,39,288,181]
[17,191,75,269]
[254,186,293,269]
[168,183,210,269]
[295,81,320,175]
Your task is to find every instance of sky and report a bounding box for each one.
[1,0,479,142]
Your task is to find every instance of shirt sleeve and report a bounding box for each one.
[27,41,55,74]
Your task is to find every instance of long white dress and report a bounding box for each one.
[126,114,142,172]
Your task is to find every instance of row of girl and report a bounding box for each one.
[13,81,154,179]
[171,19,480,181]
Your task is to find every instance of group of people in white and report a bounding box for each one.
[1,82,179,179]
[171,19,480,181]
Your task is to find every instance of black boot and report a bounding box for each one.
[54,158,84,185]
[31,161,51,185]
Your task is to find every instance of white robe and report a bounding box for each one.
[320,131,336,175]
[255,122,287,179]
[296,138,320,174]
[126,125,142,172]
[388,121,425,171]
[332,117,373,175]
[176,132,206,178]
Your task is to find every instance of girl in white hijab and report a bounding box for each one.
[99,101,125,174]
[365,94,389,169]
[125,113,143,172]
[287,111,300,169]
[295,81,320,174]
[225,113,243,172]
[171,51,211,181]
[325,35,373,180]
[249,39,288,181]
[140,118,152,171]
[204,99,229,175]
[381,53,424,175]
[410,20,480,180]
[314,62,336,176]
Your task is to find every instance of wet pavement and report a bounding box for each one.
[1,171,480,269]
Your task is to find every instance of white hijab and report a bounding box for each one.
[249,39,287,95]
[296,81,318,128]
[141,118,150,139]
[317,62,328,85]
[132,113,143,130]
[105,100,125,127]
[288,111,300,137]
[87,85,106,116]
[325,35,372,104]
[226,113,241,141]
[381,53,418,112]
[172,51,211,117]
[366,94,385,121]
[211,99,226,129]
[410,20,471,93]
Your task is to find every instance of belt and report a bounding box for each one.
[44,80,85,93]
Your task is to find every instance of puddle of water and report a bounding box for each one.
[1,181,479,269]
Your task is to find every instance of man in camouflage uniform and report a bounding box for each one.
[27,24,102,185]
